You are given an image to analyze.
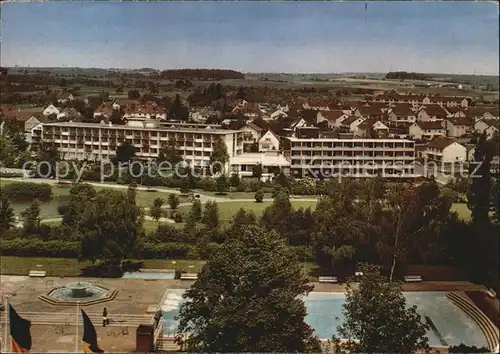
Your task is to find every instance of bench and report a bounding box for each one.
[29,270,46,277]
[319,276,338,283]
[404,275,422,282]
[180,273,198,281]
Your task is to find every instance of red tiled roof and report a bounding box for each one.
[358,106,384,117]
[419,104,448,118]
[319,110,345,121]
[124,101,166,115]
[245,122,264,132]
[447,117,473,126]
[416,121,445,130]
[427,137,457,149]
[390,103,415,116]
[341,116,362,126]
[115,99,141,107]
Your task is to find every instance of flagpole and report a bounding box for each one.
[75,301,79,353]
[5,295,10,353]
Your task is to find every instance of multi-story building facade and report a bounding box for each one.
[41,121,244,167]
[284,138,416,178]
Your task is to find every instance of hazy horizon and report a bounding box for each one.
[2,1,499,75]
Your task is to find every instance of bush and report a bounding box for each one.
[1,182,52,201]
[289,245,315,262]
[137,242,197,259]
[448,344,489,353]
[172,212,183,223]
[0,238,80,257]
[254,190,264,203]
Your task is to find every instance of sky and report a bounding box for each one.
[1,1,499,75]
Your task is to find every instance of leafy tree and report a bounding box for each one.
[169,94,189,121]
[0,197,15,233]
[36,143,60,178]
[260,188,294,241]
[168,194,180,210]
[337,263,430,353]
[158,139,183,167]
[215,174,229,195]
[229,173,240,187]
[201,200,219,230]
[176,225,321,352]
[128,89,140,100]
[21,200,41,233]
[115,141,136,164]
[110,108,124,125]
[0,134,16,167]
[229,208,257,236]
[275,171,289,189]
[209,138,229,175]
[448,344,489,353]
[78,189,143,264]
[189,199,202,222]
[151,198,164,222]
[252,163,263,180]
[254,189,264,203]
[61,184,97,228]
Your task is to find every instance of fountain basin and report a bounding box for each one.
[39,281,117,306]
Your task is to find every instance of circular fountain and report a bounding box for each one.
[39,281,117,306]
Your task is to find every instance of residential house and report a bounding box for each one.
[417,104,448,122]
[422,137,467,164]
[258,130,280,152]
[43,104,61,117]
[432,96,469,109]
[409,121,446,140]
[443,106,467,118]
[270,109,288,120]
[445,117,473,138]
[356,119,389,138]
[123,101,167,120]
[469,106,500,121]
[303,99,330,111]
[239,122,264,152]
[231,103,266,119]
[112,99,141,110]
[94,102,116,119]
[388,126,410,139]
[475,119,500,139]
[295,126,320,139]
[356,106,385,120]
[387,104,417,125]
[57,108,83,121]
[56,92,75,104]
[316,110,348,128]
[340,116,365,134]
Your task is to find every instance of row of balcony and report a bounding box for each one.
[291,145,414,150]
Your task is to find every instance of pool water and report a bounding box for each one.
[161,290,488,347]
[122,272,175,280]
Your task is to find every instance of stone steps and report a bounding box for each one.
[447,291,499,352]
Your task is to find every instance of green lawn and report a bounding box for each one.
[0,179,189,208]
[194,189,274,200]
[451,203,472,221]
[0,256,318,278]
[177,200,318,225]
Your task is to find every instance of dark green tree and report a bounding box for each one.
[229,173,240,187]
[128,89,140,100]
[0,197,15,233]
[115,141,136,164]
[252,163,263,180]
[201,200,219,230]
[168,193,180,210]
[158,140,183,167]
[215,174,229,195]
[337,263,430,353]
[151,197,164,222]
[254,189,264,203]
[209,138,229,175]
[176,225,321,352]
[21,200,41,233]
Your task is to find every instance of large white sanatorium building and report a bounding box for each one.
[284,138,416,178]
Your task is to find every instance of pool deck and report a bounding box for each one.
[0,275,489,352]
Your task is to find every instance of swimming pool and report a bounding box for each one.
[122,272,175,280]
[160,290,488,347]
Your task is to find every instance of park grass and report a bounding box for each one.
[0,256,318,278]
[0,179,189,208]
[177,200,318,225]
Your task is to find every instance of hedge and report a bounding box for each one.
[136,242,198,259]
[0,239,80,258]
[1,182,53,201]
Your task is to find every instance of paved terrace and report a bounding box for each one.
[0,276,192,353]
[0,275,488,352]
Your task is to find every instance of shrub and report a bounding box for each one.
[448,344,489,353]
[1,182,52,201]
[0,238,80,258]
[172,212,183,223]
[137,242,197,259]
[254,190,264,203]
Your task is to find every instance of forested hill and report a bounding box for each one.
[160,69,245,80]
[385,71,430,80]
